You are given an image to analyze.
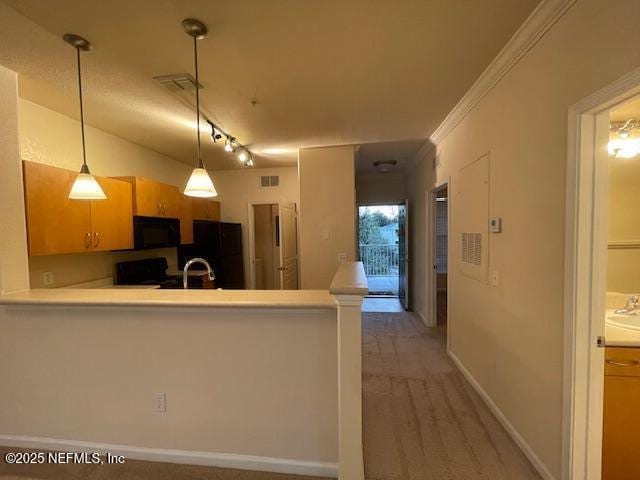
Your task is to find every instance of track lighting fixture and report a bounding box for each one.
[182,18,218,198]
[238,149,249,163]
[206,121,254,167]
[64,34,106,200]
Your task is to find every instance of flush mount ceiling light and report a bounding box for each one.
[64,34,106,200]
[373,159,398,173]
[609,119,640,159]
[182,18,218,198]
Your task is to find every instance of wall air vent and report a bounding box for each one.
[153,73,202,91]
[461,232,481,266]
[260,176,280,188]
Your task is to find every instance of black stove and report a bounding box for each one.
[115,257,184,289]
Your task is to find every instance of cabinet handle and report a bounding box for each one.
[157,201,162,215]
[85,232,91,249]
[93,232,100,248]
[606,359,639,367]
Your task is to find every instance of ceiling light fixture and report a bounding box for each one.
[182,18,217,198]
[206,120,254,167]
[64,34,106,200]
[373,159,398,173]
[245,152,255,167]
[224,136,235,152]
[609,119,640,159]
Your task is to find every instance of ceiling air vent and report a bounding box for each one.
[153,73,202,91]
[260,176,280,188]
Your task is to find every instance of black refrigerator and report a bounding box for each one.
[178,221,245,289]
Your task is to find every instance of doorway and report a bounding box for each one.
[432,185,448,327]
[358,203,409,304]
[564,68,640,479]
[248,201,299,290]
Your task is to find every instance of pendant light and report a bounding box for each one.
[64,34,106,200]
[182,18,217,198]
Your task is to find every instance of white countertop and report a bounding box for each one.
[605,322,640,347]
[0,288,337,309]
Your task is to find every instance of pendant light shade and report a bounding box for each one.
[69,165,106,200]
[184,167,217,197]
[182,18,217,198]
[64,33,106,201]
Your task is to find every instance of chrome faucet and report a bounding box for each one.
[183,257,215,289]
[615,295,640,315]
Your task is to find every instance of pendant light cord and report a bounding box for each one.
[193,35,203,169]
[76,47,88,168]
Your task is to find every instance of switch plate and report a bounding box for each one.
[490,217,502,233]
[154,392,167,413]
[491,270,499,287]
[42,272,54,286]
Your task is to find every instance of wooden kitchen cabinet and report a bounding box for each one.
[179,195,194,245]
[191,198,220,221]
[23,161,133,256]
[115,176,181,218]
[602,347,640,479]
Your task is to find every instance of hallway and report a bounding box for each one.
[361,311,541,480]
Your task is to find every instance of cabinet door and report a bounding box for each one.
[23,161,92,256]
[602,348,640,479]
[192,199,220,220]
[179,195,194,245]
[130,177,163,217]
[90,177,133,252]
[160,184,181,218]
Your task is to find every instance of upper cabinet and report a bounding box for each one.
[115,176,181,218]
[192,198,220,221]
[179,195,194,245]
[23,161,133,256]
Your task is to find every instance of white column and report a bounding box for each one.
[330,261,367,480]
[0,66,29,294]
[335,293,365,480]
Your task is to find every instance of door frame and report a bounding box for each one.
[427,181,450,335]
[247,201,279,290]
[563,66,640,480]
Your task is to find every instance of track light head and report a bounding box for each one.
[224,136,235,152]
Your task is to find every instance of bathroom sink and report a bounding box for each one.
[607,311,640,330]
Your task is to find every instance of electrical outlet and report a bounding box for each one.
[42,272,54,287]
[491,270,499,287]
[337,253,347,263]
[153,392,167,413]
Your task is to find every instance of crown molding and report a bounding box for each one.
[430,0,576,145]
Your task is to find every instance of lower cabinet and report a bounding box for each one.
[23,161,133,256]
[602,347,640,479]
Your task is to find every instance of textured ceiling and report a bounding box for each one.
[0,0,540,170]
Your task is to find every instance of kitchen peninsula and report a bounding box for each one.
[0,263,367,480]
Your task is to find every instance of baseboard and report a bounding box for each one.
[447,352,556,480]
[0,434,338,478]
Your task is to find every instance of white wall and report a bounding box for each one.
[356,172,407,205]
[0,67,29,294]
[407,0,640,477]
[211,167,299,289]
[299,146,356,289]
[0,303,338,470]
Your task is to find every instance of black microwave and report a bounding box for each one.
[133,216,180,250]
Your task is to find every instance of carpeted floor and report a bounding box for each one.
[362,310,541,479]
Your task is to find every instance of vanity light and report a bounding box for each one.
[609,119,640,159]
[182,18,217,198]
[64,34,106,200]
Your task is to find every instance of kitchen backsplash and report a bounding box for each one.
[29,247,179,288]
